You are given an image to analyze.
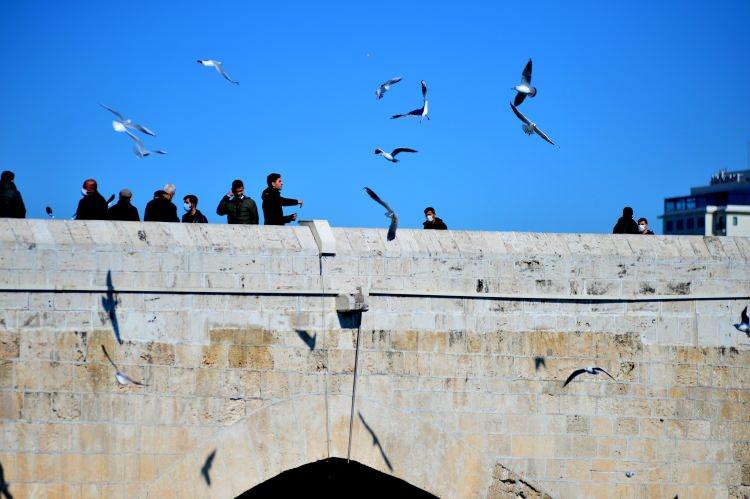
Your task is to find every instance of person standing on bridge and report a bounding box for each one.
[422,206,448,230]
[217,179,259,224]
[75,178,108,220]
[144,184,179,222]
[107,188,140,221]
[637,217,655,235]
[261,173,302,225]
[612,206,639,234]
[0,170,26,218]
[182,194,208,223]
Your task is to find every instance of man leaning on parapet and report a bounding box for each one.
[217,179,259,224]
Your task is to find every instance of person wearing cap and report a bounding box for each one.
[216,179,259,224]
[0,170,26,218]
[75,178,108,220]
[612,206,639,234]
[144,183,179,222]
[422,206,448,230]
[261,173,302,225]
[107,188,140,221]
[182,194,208,223]
[637,217,655,235]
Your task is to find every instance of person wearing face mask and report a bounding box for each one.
[75,178,108,220]
[217,179,259,224]
[144,183,179,222]
[637,217,655,235]
[181,194,208,223]
[422,206,448,230]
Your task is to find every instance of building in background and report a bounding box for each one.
[661,144,750,236]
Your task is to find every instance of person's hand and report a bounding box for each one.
[298,199,304,207]
[291,213,298,221]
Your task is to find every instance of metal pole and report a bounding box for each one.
[346,316,362,463]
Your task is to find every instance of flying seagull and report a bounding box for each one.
[197,60,239,85]
[100,104,156,137]
[374,147,417,163]
[512,59,537,106]
[45,206,54,219]
[391,80,429,122]
[735,306,749,335]
[510,102,556,146]
[201,449,217,486]
[364,187,398,241]
[124,130,167,159]
[375,77,402,100]
[562,366,615,387]
[101,345,147,386]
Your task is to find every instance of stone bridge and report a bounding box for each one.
[0,218,749,498]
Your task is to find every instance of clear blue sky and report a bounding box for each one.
[1,0,749,233]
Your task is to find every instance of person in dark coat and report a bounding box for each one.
[216,179,259,224]
[144,183,179,222]
[182,194,208,223]
[75,178,108,220]
[422,206,448,230]
[637,217,655,235]
[612,206,640,234]
[107,188,140,221]
[261,173,302,225]
[0,170,26,218]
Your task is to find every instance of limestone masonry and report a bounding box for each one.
[1,218,749,498]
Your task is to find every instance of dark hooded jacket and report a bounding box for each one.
[0,181,26,218]
[144,195,179,222]
[107,199,140,221]
[423,217,448,230]
[182,209,208,223]
[261,187,298,225]
[216,195,258,224]
[76,191,108,220]
[612,216,639,234]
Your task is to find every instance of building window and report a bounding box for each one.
[676,219,684,231]
[666,220,673,232]
[698,217,705,228]
[687,217,694,229]
[733,216,738,226]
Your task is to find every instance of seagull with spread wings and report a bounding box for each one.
[101,345,148,386]
[512,59,537,106]
[562,366,616,388]
[197,59,239,85]
[510,102,557,146]
[376,76,402,100]
[100,104,156,137]
[123,130,167,159]
[391,80,429,122]
[374,147,417,163]
[364,187,398,241]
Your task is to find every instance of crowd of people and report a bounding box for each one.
[0,170,449,230]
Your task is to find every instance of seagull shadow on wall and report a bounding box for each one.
[295,329,316,351]
[102,270,122,344]
[534,356,546,371]
[358,412,393,472]
[201,449,217,486]
[0,461,13,499]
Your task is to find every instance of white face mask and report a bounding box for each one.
[183,203,191,212]
[426,215,434,222]
[638,224,647,232]
[81,187,88,196]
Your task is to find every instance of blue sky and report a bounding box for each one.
[1,0,749,233]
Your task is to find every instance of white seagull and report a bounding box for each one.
[101,345,148,386]
[510,102,557,146]
[364,187,398,241]
[562,366,615,388]
[374,147,417,163]
[734,306,749,335]
[124,130,167,159]
[100,104,156,137]
[197,59,239,85]
[391,80,429,123]
[376,76,402,100]
[512,59,537,106]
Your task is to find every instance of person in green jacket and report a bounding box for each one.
[216,179,259,224]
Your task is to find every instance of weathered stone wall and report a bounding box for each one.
[0,219,749,498]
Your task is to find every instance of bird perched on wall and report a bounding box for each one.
[364,187,398,241]
[512,59,537,106]
[374,147,417,163]
[45,206,54,218]
[197,59,239,85]
[562,366,615,387]
[391,80,429,122]
[510,102,556,146]
[100,104,156,137]
[734,306,749,335]
[375,76,402,100]
[101,345,148,386]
